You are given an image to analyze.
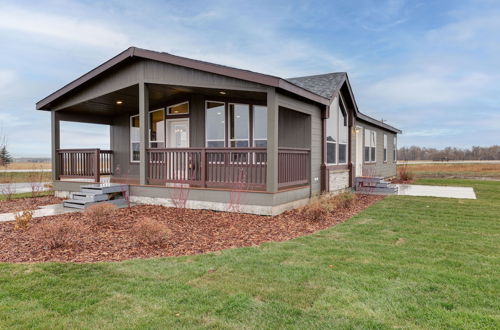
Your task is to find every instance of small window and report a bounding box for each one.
[326,104,338,164]
[364,128,376,163]
[229,103,250,147]
[206,101,225,147]
[383,134,388,162]
[338,99,348,164]
[393,136,397,162]
[167,101,189,115]
[253,105,267,147]
[338,144,347,164]
[149,109,165,148]
[130,115,140,162]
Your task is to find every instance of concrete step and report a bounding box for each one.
[72,192,109,202]
[63,198,128,209]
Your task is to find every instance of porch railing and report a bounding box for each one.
[147,147,310,190]
[278,148,310,189]
[147,148,268,190]
[57,149,113,182]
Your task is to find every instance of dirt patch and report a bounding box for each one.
[0,194,383,263]
[0,195,63,214]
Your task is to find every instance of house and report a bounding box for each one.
[36,47,401,215]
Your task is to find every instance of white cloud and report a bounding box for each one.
[0,6,129,50]
[365,70,491,106]
[404,128,461,137]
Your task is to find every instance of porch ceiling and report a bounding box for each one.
[58,83,267,116]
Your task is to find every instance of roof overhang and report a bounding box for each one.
[36,47,330,110]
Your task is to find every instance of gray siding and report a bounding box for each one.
[111,114,139,179]
[276,92,322,195]
[352,120,397,178]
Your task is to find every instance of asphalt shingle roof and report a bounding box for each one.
[286,72,346,99]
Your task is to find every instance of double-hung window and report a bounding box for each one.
[206,101,226,148]
[393,136,397,162]
[130,115,140,162]
[383,134,388,162]
[364,129,377,162]
[149,109,165,148]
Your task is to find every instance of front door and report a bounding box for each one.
[355,126,363,177]
[167,119,189,148]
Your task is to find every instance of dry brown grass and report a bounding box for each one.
[4,162,51,170]
[399,163,500,178]
[132,217,170,245]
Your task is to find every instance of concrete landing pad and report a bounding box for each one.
[395,184,476,199]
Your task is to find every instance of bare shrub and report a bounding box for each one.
[226,168,249,213]
[333,191,356,210]
[132,217,169,245]
[34,220,83,250]
[84,202,118,227]
[398,163,415,182]
[14,210,33,230]
[0,172,16,200]
[28,165,45,197]
[302,191,356,222]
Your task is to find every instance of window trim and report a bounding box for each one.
[148,108,165,149]
[252,105,268,147]
[166,101,189,116]
[393,136,397,162]
[205,100,226,148]
[130,114,140,163]
[364,128,377,164]
[228,103,250,148]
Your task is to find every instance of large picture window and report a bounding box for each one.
[253,105,267,147]
[206,101,226,147]
[229,103,250,147]
[149,109,165,148]
[130,115,140,162]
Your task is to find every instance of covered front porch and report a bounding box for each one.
[51,82,312,193]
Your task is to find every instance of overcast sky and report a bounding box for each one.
[0,0,499,157]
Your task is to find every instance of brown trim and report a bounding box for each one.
[324,164,350,171]
[37,47,330,110]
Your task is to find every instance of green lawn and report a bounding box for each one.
[0,179,499,329]
[0,191,53,201]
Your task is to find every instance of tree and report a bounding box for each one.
[0,146,13,167]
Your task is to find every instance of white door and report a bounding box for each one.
[167,119,189,148]
[355,126,363,177]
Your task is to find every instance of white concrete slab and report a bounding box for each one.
[395,184,476,199]
[0,204,82,222]
[0,182,51,195]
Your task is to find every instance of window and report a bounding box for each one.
[326,104,337,164]
[167,101,189,115]
[338,98,348,164]
[383,134,388,162]
[206,101,226,147]
[370,130,376,162]
[364,128,376,162]
[253,105,267,147]
[149,109,165,148]
[393,136,397,162]
[229,103,250,147]
[130,115,140,162]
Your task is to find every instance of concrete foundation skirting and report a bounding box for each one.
[129,195,310,216]
[55,190,72,199]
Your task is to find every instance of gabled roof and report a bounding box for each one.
[36,46,400,133]
[286,73,346,99]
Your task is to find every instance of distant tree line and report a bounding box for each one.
[398,145,500,161]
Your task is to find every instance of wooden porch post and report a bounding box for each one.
[139,82,149,185]
[266,88,279,193]
[51,111,61,181]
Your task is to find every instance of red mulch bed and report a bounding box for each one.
[0,195,63,214]
[0,194,383,263]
